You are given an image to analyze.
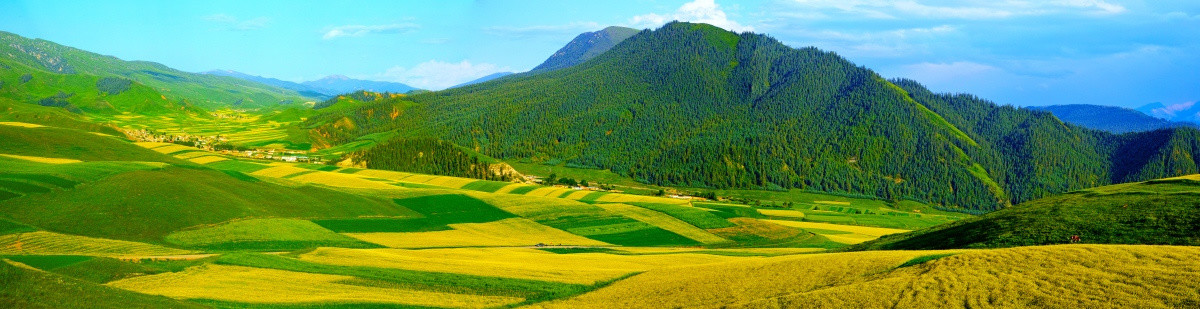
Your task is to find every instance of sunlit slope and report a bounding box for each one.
[533,245,1200,308]
[0,31,313,109]
[852,175,1200,250]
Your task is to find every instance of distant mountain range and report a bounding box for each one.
[1138,101,1200,123]
[1028,104,1193,133]
[449,72,514,89]
[204,71,419,97]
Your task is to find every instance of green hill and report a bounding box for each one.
[850,174,1200,250]
[311,22,1200,212]
[0,31,313,110]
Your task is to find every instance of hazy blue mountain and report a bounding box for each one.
[529,26,640,73]
[301,75,418,95]
[204,70,329,98]
[449,72,514,89]
[1029,104,1189,133]
[1138,101,1200,123]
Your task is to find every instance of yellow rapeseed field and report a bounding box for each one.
[287,171,398,189]
[171,151,215,159]
[533,245,1200,309]
[188,156,228,164]
[298,247,756,285]
[250,165,312,178]
[756,209,807,219]
[764,219,910,244]
[0,154,82,164]
[145,144,195,155]
[594,203,728,244]
[0,121,45,128]
[592,194,690,205]
[352,169,417,181]
[422,176,479,189]
[345,218,609,248]
[0,231,191,257]
[107,264,523,308]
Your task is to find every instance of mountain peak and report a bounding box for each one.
[529,25,640,73]
[322,74,352,80]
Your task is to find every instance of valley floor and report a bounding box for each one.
[2,121,1199,308]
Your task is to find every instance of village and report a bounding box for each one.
[124,128,325,164]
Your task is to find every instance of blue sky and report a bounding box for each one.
[0,0,1196,108]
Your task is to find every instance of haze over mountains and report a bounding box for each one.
[1029,104,1193,133]
[204,70,418,97]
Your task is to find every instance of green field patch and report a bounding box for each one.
[282,170,319,179]
[0,179,52,194]
[577,191,610,202]
[565,222,651,236]
[0,190,18,202]
[0,173,78,188]
[586,227,701,247]
[215,253,593,304]
[391,182,443,189]
[205,160,271,173]
[0,218,35,235]
[165,218,380,251]
[392,194,516,225]
[0,255,92,270]
[507,186,540,195]
[336,168,364,174]
[896,253,958,269]
[461,180,514,193]
[537,247,623,254]
[693,202,765,219]
[219,170,260,182]
[627,202,735,229]
[312,218,450,233]
[295,164,339,172]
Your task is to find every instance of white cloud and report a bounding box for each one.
[203,14,270,31]
[784,0,1127,19]
[1148,101,1195,118]
[629,0,754,32]
[374,60,512,90]
[323,23,419,39]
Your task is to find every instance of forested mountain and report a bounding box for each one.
[1029,104,1186,133]
[1138,101,1200,123]
[0,31,314,109]
[204,70,329,98]
[529,26,639,73]
[314,22,1200,212]
[301,75,417,95]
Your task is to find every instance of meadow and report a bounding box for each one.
[2,120,1199,308]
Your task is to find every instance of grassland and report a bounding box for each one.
[0,260,205,309]
[533,245,1200,308]
[297,247,756,285]
[107,264,523,308]
[164,218,380,250]
[0,231,190,257]
[345,218,609,248]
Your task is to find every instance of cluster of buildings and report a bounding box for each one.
[124,129,227,150]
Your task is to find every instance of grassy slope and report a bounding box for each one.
[0,260,204,308]
[852,175,1200,250]
[537,245,1200,308]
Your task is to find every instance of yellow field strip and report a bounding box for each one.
[0,231,191,257]
[0,154,82,164]
[345,218,609,248]
[107,264,522,308]
[763,220,910,237]
[594,203,728,244]
[298,247,754,285]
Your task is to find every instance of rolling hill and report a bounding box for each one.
[315,22,1200,212]
[850,174,1200,250]
[0,31,314,110]
[202,70,329,98]
[1029,104,1187,133]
